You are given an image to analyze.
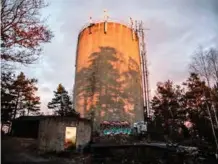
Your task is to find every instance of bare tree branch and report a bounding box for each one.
[207,48,218,84]
[1,0,53,70]
[189,46,218,129]
[189,46,218,85]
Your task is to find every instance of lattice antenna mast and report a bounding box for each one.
[138,21,151,118]
[138,22,147,114]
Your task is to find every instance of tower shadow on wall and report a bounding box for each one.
[74,46,142,129]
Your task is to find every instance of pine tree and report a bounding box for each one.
[1,72,41,122]
[151,80,185,141]
[1,72,16,123]
[48,84,78,116]
[23,80,41,115]
[183,73,210,124]
[183,73,218,145]
[12,72,41,118]
[152,80,184,122]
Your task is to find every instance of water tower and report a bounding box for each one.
[73,13,149,129]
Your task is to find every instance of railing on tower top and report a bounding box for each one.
[79,18,133,34]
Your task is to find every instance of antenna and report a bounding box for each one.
[130,17,135,40]
[89,16,93,24]
[129,17,133,27]
[88,14,93,34]
[103,9,109,33]
[88,11,93,24]
[135,20,138,32]
[103,9,109,21]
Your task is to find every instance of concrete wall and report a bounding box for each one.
[76,120,92,148]
[38,117,91,152]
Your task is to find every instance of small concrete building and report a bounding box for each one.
[11,116,92,153]
[38,116,92,152]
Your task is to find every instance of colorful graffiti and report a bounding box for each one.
[100,121,132,136]
[103,127,131,135]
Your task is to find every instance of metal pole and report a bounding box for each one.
[138,22,148,119]
[140,22,150,118]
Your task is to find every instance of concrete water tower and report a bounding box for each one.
[73,13,144,129]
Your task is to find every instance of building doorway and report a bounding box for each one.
[64,127,77,149]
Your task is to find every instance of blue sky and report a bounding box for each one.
[20,0,218,114]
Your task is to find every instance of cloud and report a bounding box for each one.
[20,0,218,112]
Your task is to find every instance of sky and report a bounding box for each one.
[20,0,218,114]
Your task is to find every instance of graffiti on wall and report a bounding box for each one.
[103,127,131,135]
[100,121,132,136]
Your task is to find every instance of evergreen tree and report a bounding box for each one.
[151,80,186,141]
[1,72,41,122]
[12,72,40,118]
[1,72,16,123]
[183,73,218,146]
[23,84,40,116]
[152,80,184,122]
[48,84,78,116]
[151,73,218,146]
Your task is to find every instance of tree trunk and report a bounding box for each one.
[13,92,20,120]
[1,123,4,132]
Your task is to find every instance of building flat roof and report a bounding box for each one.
[14,115,91,122]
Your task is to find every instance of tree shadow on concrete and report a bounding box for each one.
[74,46,143,129]
[122,56,143,122]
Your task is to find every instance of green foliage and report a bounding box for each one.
[183,73,216,141]
[152,80,184,121]
[1,72,40,122]
[48,84,78,116]
[1,72,16,123]
[151,72,218,146]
